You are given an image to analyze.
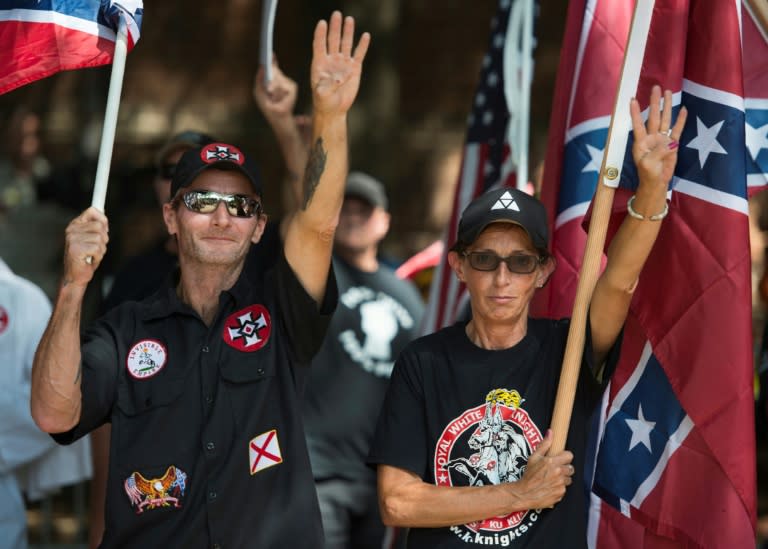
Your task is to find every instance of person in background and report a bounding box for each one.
[368,86,687,548]
[255,57,424,549]
[0,257,91,549]
[32,12,369,548]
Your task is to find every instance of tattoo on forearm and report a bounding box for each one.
[74,362,82,384]
[302,138,327,210]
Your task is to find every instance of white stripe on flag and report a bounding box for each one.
[606,341,652,422]
[683,78,745,112]
[673,176,749,215]
[748,173,768,188]
[554,201,591,229]
[746,98,768,109]
[629,415,694,507]
[0,8,115,40]
[564,115,611,143]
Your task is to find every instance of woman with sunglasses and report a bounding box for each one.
[30,12,369,549]
[368,85,687,548]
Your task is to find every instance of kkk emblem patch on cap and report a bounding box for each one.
[223,304,271,352]
[200,143,245,165]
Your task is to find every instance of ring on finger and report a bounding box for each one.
[659,128,672,137]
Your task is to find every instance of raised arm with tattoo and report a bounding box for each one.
[282,11,370,303]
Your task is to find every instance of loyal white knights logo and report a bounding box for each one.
[249,429,283,475]
[434,389,543,545]
[491,191,520,211]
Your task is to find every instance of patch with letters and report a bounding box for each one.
[223,304,271,352]
[126,339,167,379]
[124,465,187,514]
[249,429,283,475]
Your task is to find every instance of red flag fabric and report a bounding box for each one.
[538,0,756,546]
[421,0,536,333]
[531,0,634,319]
[0,0,143,95]
[744,1,768,195]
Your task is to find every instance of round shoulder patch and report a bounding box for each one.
[126,339,168,379]
[223,304,271,352]
[200,143,245,165]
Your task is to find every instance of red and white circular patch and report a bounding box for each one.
[200,143,245,165]
[223,304,271,352]
[126,339,168,379]
[0,305,8,335]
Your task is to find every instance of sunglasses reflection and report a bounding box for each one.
[181,190,262,218]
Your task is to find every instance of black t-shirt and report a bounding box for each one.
[303,257,424,482]
[55,252,336,548]
[368,318,616,548]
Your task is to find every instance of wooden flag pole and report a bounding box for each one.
[548,0,656,454]
[91,17,129,212]
[745,0,768,35]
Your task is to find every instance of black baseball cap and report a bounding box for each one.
[455,187,549,250]
[170,142,264,199]
[345,171,388,210]
[155,130,216,169]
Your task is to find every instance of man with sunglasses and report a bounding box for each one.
[369,86,687,547]
[30,11,370,548]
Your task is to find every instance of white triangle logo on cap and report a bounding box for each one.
[491,191,520,211]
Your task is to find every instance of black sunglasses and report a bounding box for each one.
[181,190,262,218]
[158,163,176,179]
[462,251,542,274]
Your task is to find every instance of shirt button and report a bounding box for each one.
[257,368,265,376]
[206,442,215,451]
[202,345,210,353]
[205,395,213,404]
[208,490,217,501]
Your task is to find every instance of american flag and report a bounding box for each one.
[0,0,143,95]
[534,0,756,546]
[422,0,538,334]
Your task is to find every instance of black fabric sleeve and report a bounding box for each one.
[367,348,429,479]
[273,251,338,365]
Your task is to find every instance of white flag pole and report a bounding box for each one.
[516,0,534,190]
[548,0,655,453]
[501,0,534,191]
[90,16,129,212]
[259,0,279,84]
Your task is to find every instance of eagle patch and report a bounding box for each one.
[124,466,187,514]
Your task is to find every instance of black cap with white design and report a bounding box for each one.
[455,187,549,250]
[170,142,263,199]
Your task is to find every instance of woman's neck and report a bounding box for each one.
[465,317,527,350]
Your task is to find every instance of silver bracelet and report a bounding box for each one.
[627,195,668,221]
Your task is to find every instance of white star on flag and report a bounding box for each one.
[685,116,728,168]
[625,404,656,452]
[746,121,768,162]
[582,143,605,173]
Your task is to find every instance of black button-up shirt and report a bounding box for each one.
[55,253,336,548]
